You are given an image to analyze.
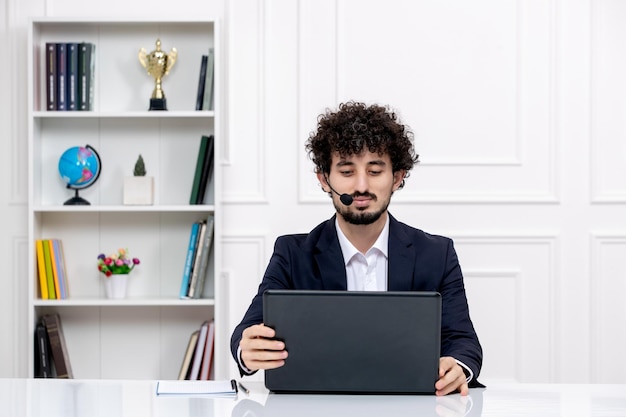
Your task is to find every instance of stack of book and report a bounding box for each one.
[195,48,215,111]
[178,320,215,380]
[34,314,73,378]
[45,42,95,111]
[35,239,69,300]
[179,215,215,299]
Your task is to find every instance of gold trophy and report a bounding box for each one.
[138,39,177,110]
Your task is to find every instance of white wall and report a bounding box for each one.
[2,0,625,384]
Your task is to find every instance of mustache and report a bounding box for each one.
[351,192,377,201]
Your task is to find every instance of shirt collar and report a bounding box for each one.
[335,215,390,265]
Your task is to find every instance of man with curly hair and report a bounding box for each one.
[231,101,482,396]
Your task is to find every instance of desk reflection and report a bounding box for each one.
[232,389,484,417]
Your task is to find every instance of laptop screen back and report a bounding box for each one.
[263,290,441,394]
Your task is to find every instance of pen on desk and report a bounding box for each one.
[238,381,250,394]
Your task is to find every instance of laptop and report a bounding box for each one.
[263,290,441,394]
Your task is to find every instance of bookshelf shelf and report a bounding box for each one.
[33,205,216,213]
[34,297,216,307]
[33,111,215,119]
[27,18,222,380]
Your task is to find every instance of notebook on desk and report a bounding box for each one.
[263,289,442,394]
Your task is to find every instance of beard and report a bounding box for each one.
[334,192,391,225]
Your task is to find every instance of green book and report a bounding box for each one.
[42,239,56,299]
[190,135,209,205]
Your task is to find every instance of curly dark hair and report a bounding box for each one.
[305,101,419,185]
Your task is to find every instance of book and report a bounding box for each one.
[45,43,56,110]
[187,221,207,298]
[52,239,68,299]
[78,42,95,111]
[189,135,210,205]
[35,239,49,299]
[202,48,215,111]
[199,320,215,380]
[195,55,208,110]
[156,379,237,396]
[196,135,215,204]
[47,239,62,299]
[188,321,209,380]
[41,239,56,299]
[189,215,214,299]
[56,43,67,111]
[34,320,52,378]
[66,43,79,111]
[178,330,199,380]
[179,222,201,299]
[41,314,73,378]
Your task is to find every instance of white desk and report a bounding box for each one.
[1,379,624,417]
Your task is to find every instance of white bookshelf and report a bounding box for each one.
[27,18,224,380]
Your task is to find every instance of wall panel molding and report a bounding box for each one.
[297,0,558,204]
[223,0,268,204]
[589,233,626,382]
[453,234,558,382]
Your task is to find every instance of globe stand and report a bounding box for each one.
[64,189,90,205]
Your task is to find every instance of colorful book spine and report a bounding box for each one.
[195,55,208,110]
[55,43,67,110]
[78,42,95,111]
[190,215,214,299]
[35,321,52,378]
[202,48,215,111]
[45,43,56,111]
[41,239,56,299]
[189,320,209,380]
[52,239,67,299]
[47,240,62,299]
[66,43,79,111]
[179,222,200,299]
[190,135,209,205]
[178,330,199,380]
[187,221,207,298]
[196,135,215,205]
[199,320,215,380]
[41,314,73,378]
[35,240,49,299]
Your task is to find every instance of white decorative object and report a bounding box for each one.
[123,176,154,205]
[124,154,154,205]
[104,274,129,299]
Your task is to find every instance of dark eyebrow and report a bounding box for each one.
[335,160,354,168]
[367,160,387,167]
[335,159,387,168]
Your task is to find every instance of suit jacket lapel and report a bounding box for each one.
[313,218,348,290]
[387,214,416,291]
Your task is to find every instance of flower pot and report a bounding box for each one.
[123,176,154,205]
[104,274,129,299]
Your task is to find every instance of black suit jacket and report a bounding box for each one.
[230,213,483,384]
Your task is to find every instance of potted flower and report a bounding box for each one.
[97,248,140,299]
[123,154,154,205]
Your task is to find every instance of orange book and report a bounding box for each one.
[35,240,49,299]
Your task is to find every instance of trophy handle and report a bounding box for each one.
[138,48,148,70]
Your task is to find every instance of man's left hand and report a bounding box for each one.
[435,357,469,396]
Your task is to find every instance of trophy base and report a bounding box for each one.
[149,98,167,111]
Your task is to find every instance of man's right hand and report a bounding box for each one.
[239,324,288,371]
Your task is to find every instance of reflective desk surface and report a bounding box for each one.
[1,379,625,417]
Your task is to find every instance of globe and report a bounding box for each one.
[58,145,102,205]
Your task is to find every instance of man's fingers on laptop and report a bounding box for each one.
[242,323,276,340]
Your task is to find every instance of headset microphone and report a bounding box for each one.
[325,177,353,206]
